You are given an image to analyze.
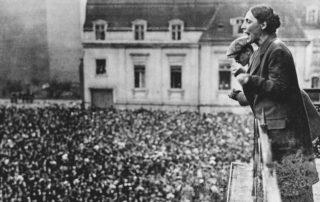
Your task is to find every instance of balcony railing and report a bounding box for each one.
[227,118,282,202]
[228,90,320,202]
[252,119,281,202]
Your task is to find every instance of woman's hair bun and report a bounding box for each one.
[267,13,281,32]
[250,4,281,34]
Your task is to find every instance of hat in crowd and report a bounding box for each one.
[226,36,250,58]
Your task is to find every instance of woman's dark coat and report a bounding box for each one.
[241,34,319,189]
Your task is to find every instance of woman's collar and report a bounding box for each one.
[258,33,277,55]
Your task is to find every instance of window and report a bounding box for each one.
[308,9,316,23]
[132,19,147,41]
[236,19,244,34]
[311,76,319,88]
[169,19,183,41]
[170,65,182,88]
[230,17,244,36]
[306,7,318,24]
[134,65,145,88]
[96,59,106,75]
[217,22,224,31]
[134,24,145,40]
[167,53,185,90]
[219,62,231,90]
[94,24,106,40]
[93,20,107,40]
[171,24,182,40]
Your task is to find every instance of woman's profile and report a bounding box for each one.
[233,4,319,201]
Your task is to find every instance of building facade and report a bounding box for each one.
[293,0,320,89]
[46,0,85,81]
[0,0,49,95]
[289,0,320,104]
[0,0,85,97]
[82,0,312,112]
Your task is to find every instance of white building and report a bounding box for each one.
[82,0,312,112]
[293,0,320,89]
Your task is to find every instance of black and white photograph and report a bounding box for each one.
[1,0,320,201]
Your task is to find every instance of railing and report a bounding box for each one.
[304,88,320,111]
[228,90,320,202]
[253,119,281,202]
[227,118,282,202]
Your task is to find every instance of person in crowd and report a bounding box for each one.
[10,92,18,104]
[226,35,254,69]
[232,4,319,201]
[0,105,256,202]
[226,36,254,105]
[0,105,318,201]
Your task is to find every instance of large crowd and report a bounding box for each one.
[0,104,318,202]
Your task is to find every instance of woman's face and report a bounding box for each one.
[241,10,262,44]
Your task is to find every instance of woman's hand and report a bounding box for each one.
[228,89,241,101]
[232,66,246,77]
[236,73,250,85]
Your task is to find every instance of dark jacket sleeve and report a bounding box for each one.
[243,48,292,100]
[236,92,249,106]
[301,89,320,140]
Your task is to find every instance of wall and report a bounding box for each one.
[0,0,49,95]
[199,44,243,107]
[83,45,200,107]
[46,0,83,81]
[83,30,203,43]
[0,0,85,97]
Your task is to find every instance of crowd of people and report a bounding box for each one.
[0,104,318,202]
[10,92,34,104]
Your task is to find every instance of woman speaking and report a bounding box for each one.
[236,4,319,201]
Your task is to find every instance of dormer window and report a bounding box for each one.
[306,6,318,24]
[172,25,181,40]
[95,24,105,40]
[217,22,224,31]
[134,25,144,40]
[230,17,244,36]
[169,19,184,41]
[132,19,147,40]
[93,20,107,40]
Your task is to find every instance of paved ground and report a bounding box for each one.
[228,159,320,202]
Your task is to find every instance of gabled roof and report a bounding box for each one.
[200,1,307,42]
[84,0,217,31]
[84,0,308,42]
